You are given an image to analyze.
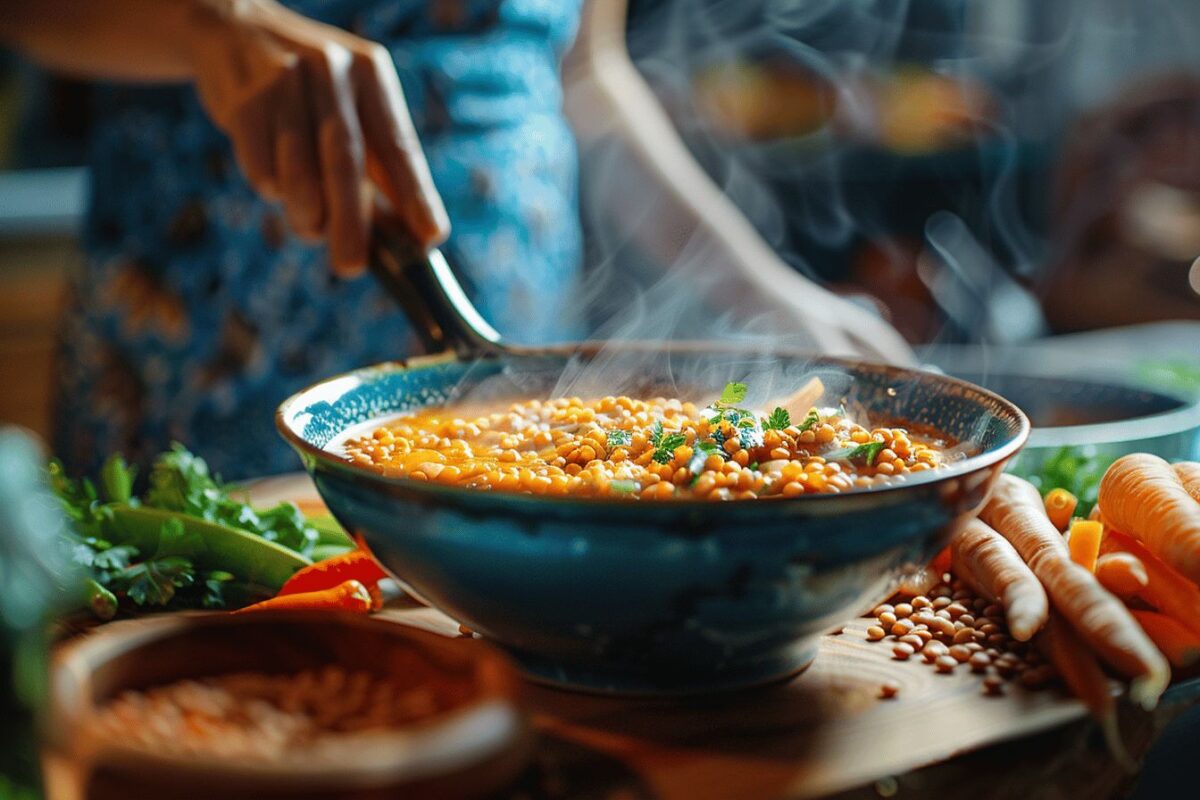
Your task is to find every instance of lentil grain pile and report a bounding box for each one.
[868,574,1060,696]
[344,384,951,501]
[88,666,469,761]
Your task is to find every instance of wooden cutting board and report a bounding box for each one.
[247,474,1182,799]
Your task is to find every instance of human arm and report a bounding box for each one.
[0,0,449,273]
[563,0,915,363]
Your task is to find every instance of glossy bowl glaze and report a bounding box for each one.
[278,349,1029,694]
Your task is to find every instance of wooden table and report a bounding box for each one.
[249,475,1200,799]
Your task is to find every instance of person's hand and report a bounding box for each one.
[760,273,918,365]
[186,0,449,274]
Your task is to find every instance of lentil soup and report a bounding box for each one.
[341,384,956,501]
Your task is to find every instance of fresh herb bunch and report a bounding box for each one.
[49,445,321,614]
[1013,446,1113,517]
[147,444,318,556]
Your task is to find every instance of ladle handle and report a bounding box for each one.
[369,213,507,358]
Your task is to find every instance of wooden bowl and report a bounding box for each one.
[45,612,532,799]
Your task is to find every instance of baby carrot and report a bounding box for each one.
[950,518,1048,641]
[1098,453,1200,585]
[1130,610,1200,669]
[1100,528,1200,640]
[234,579,373,614]
[982,474,1170,709]
[1067,520,1103,572]
[1044,488,1079,532]
[1174,462,1200,504]
[1095,552,1150,599]
[278,550,388,597]
[1036,612,1132,771]
[929,545,952,577]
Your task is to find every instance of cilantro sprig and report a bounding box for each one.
[720,382,748,405]
[49,444,325,616]
[653,433,688,464]
[606,429,631,449]
[764,407,791,430]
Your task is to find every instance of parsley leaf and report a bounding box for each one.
[825,441,887,466]
[720,382,748,405]
[146,444,318,556]
[115,555,196,606]
[649,421,664,448]
[652,433,687,464]
[201,570,234,609]
[764,407,791,430]
[92,545,137,572]
[606,429,631,449]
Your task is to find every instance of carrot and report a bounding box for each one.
[1174,462,1200,504]
[278,550,388,597]
[929,545,952,577]
[1036,612,1131,771]
[981,474,1170,709]
[1100,528,1200,640]
[896,546,952,597]
[1095,552,1149,599]
[949,518,1048,641]
[234,579,373,614]
[1067,520,1103,572]
[1097,453,1200,585]
[1131,610,1200,669]
[1044,488,1079,532]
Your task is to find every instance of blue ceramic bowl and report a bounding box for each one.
[277,350,1029,694]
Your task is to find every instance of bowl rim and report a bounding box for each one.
[275,348,1031,512]
[49,611,529,788]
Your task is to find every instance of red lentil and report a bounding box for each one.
[344,397,950,500]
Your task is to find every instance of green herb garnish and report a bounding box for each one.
[606,429,632,448]
[648,420,664,448]
[764,407,791,430]
[653,433,688,464]
[720,382,748,405]
[825,441,886,466]
[1011,446,1112,517]
[797,409,821,432]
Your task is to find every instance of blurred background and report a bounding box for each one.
[2,0,1199,440]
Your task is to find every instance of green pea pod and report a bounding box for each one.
[107,506,310,590]
[306,513,355,548]
[84,578,118,620]
[309,544,356,563]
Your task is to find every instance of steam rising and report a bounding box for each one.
[462,0,1200,410]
